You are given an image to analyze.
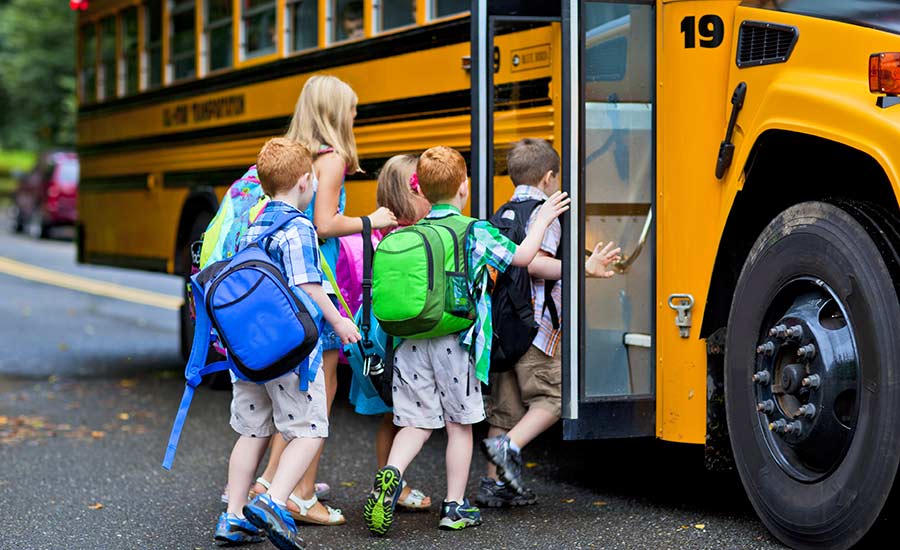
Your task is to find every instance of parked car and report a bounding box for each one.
[12,151,79,238]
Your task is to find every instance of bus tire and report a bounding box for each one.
[179,210,213,362]
[725,200,900,550]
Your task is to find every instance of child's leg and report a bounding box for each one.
[507,407,559,449]
[483,369,525,481]
[293,349,338,501]
[445,422,472,503]
[226,436,270,516]
[386,426,432,474]
[376,413,398,468]
[268,436,326,504]
[507,345,562,449]
[258,436,286,487]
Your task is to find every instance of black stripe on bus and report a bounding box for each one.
[77,79,551,157]
[80,174,152,192]
[78,17,473,118]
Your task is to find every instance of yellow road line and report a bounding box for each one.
[0,256,184,311]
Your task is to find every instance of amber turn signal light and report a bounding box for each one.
[869,53,900,94]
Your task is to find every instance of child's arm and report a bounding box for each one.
[300,282,361,344]
[313,155,397,238]
[527,241,622,280]
[510,191,571,267]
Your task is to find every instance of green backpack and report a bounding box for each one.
[372,214,478,339]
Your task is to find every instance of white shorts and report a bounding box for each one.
[230,370,328,439]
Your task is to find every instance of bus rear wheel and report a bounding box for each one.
[725,201,900,550]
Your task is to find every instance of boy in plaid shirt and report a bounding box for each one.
[216,138,360,550]
[364,146,570,535]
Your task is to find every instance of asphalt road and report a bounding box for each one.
[0,225,787,550]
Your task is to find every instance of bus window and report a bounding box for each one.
[100,16,117,99]
[145,0,163,88]
[377,0,415,32]
[170,0,196,81]
[80,25,96,103]
[206,0,233,71]
[432,0,468,18]
[243,0,277,58]
[287,0,318,51]
[582,3,653,398]
[121,7,139,95]
[332,0,363,42]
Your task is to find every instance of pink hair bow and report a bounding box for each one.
[409,172,421,194]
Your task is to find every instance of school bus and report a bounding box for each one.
[76,1,900,548]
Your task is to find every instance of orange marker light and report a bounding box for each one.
[869,53,900,94]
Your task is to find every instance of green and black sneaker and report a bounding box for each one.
[364,465,403,536]
[438,498,482,531]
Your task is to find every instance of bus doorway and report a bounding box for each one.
[471,0,656,440]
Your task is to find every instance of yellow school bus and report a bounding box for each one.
[76,1,900,548]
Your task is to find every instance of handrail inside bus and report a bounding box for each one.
[613,207,652,274]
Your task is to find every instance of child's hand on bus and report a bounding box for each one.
[370,206,398,230]
[586,241,622,279]
[536,191,571,227]
[334,317,362,344]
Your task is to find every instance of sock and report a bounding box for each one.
[509,440,522,454]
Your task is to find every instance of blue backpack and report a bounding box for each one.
[163,212,322,470]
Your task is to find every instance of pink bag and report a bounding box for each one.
[336,230,382,362]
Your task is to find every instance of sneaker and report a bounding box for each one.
[438,498,482,530]
[214,513,264,546]
[482,435,527,495]
[364,465,403,536]
[474,477,537,508]
[243,494,306,550]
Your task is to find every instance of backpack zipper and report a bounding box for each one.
[404,228,434,290]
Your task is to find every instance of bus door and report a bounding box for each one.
[472,1,655,439]
[559,1,656,439]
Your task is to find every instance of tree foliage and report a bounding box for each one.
[0,0,76,150]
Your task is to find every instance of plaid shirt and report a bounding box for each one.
[238,200,324,378]
[509,185,562,356]
[426,204,516,383]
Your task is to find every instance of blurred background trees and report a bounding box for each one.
[0,0,77,151]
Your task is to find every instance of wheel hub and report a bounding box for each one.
[752,279,860,482]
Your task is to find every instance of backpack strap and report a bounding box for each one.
[162,275,230,470]
[254,212,304,247]
[360,216,373,344]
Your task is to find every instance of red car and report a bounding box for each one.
[13,152,79,238]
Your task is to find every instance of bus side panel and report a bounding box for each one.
[656,0,741,444]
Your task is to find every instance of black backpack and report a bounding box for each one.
[488,199,559,373]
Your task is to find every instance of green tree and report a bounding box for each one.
[0,0,76,150]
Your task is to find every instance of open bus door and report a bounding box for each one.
[471,0,656,440]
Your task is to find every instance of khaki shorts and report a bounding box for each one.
[230,370,328,440]
[391,334,486,429]
[485,344,561,430]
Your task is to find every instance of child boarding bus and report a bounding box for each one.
[76,1,900,548]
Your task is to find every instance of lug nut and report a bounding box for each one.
[770,419,802,435]
[798,404,817,418]
[769,324,788,338]
[785,326,804,341]
[801,374,821,389]
[797,344,816,360]
[756,342,775,356]
[752,370,771,384]
[769,419,787,433]
[785,421,803,435]
[757,400,775,414]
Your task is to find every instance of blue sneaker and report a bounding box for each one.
[364,465,403,536]
[214,513,264,546]
[482,434,526,495]
[243,494,306,550]
[438,498,482,530]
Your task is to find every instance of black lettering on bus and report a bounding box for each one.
[681,15,725,49]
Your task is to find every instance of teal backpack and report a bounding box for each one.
[372,214,477,339]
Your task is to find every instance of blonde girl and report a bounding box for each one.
[252,75,397,526]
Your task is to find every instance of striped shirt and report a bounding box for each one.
[426,204,517,383]
[511,185,562,356]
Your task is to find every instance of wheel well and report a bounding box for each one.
[700,130,898,338]
[174,189,218,276]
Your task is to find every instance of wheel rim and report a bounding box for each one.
[752,277,861,482]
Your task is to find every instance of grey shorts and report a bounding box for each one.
[230,370,328,439]
[391,334,486,429]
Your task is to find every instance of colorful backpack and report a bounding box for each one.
[372,213,477,339]
[163,212,322,470]
[199,166,269,269]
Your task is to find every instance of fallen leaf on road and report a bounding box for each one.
[88,503,104,510]
[561,498,575,503]
[119,379,136,389]
[90,431,105,439]
[525,462,538,469]
[58,343,69,352]
[0,416,7,426]
[47,375,58,383]
[592,501,607,507]
[118,413,130,421]
[340,481,355,487]
[694,524,705,530]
